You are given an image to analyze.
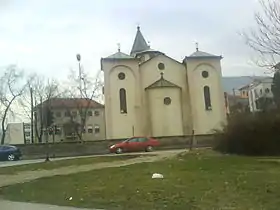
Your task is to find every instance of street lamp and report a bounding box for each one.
[76,54,82,98]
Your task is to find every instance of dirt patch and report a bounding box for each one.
[0,150,186,188]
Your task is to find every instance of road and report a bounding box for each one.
[0,153,116,168]
[0,149,186,168]
[0,200,103,210]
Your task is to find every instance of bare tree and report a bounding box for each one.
[62,68,103,142]
[19,74,60,143]
[242,0,280,70]
[0,66,29,144]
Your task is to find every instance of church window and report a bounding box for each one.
[202,71,209,78]
[163,97,171,105]
[203,86,212,110]
[119,88,127,113]
[118,72,125,80]
[158,63,165,70]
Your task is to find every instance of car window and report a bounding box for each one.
[138,138,147,142]
[0,146,9,150]
[128,138,139,143]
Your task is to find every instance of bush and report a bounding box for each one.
[214,111,280,156]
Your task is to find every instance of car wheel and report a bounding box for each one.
[146,146,153,152]
[7,154,15,161]
[116,148,123,154]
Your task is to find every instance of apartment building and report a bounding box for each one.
[34,98,105,143]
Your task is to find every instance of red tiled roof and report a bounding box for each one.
[37,98,104,109]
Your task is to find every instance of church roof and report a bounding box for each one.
[145,73,181,90]
[185,50,222,60]
[103,51,135,60]
[130,26,150,55]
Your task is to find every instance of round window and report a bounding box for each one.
[158,63,165,70]
[118,72,125,80]
[163,97,171,105]
[202,71,209,78]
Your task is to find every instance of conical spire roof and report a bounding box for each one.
[130,26,150,56]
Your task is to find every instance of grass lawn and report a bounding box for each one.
[1,150,280,210]
[0,154,140,175]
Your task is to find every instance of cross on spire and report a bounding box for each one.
[196,42,199,51]
[117,43,121,52]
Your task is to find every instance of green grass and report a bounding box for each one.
[0,155,140,175]
[1,150,280,210]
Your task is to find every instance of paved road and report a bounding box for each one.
[0,153,117,168]
[0,200,103,210]
[0,149,188,168]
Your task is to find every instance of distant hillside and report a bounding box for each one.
[222,76,267,93]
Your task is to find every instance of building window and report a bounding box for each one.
[94,125,100,134]
[163,97,171,105]
[87,125,93,133]
[265,88,270,93]
[94,110,100,116]
[25,132,31,137]
[204,86,212,110]
[158,63,165,70]
[65,111,70,117]
[260,89,263,95]
[56,112,61,118]
[24,124,31,130]
[88,110,93,116]
[72,111,77,117]
[202,71,209,78]
[119,88,127,114]
[118,72,125,80]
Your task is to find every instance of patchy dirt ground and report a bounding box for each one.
[0,149,186,188]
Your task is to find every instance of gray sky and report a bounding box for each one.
[0,0,266,79]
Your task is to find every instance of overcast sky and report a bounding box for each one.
[0,0,266,79]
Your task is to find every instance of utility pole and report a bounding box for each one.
[76,54,82,98]
[30,87,34,144]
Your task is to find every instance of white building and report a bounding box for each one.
[248,77,273,112]
[4,122,31,145]
[101,26,227,139]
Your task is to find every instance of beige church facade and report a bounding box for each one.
[101,27,227,139]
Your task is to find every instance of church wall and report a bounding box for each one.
[186,59,227,134]
[147,87,184,137]
[102,60,141,139]
[140,54,193,136]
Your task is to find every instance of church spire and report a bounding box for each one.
[130,26,150,56]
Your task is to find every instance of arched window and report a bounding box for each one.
[204,86,212,110]
[119,88,127,114]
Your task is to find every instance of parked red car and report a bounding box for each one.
[109,136,160,154]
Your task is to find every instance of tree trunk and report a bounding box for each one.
[1,97,16,145]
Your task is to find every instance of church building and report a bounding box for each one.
[101,26,227,139]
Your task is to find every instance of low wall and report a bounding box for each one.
[17,135,215,160]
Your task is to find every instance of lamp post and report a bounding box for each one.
[76,54,82,98]
[30,86,34,144]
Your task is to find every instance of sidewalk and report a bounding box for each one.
[0,200,103,210]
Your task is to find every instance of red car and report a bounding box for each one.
[109,136,160,154]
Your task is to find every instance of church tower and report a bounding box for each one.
[184,45,227,134]
[101,46,141,139]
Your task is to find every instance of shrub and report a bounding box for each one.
[214,111,280,156]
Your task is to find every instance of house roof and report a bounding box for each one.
[238,84,250,91]
[130,26,150,55]
[145,73,181,90]
[36,98,104,109]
